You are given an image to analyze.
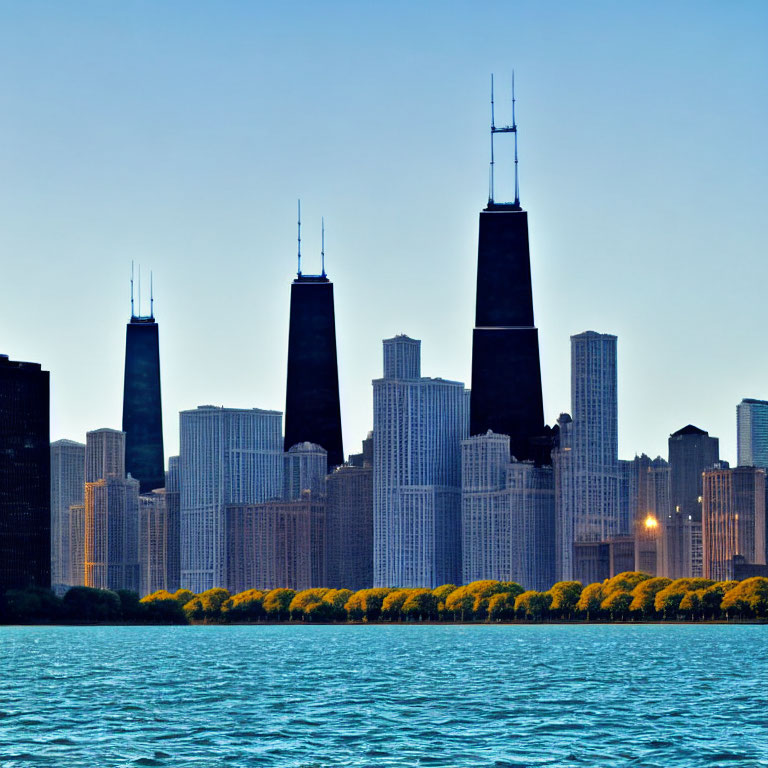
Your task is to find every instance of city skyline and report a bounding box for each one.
[1,3,766,466]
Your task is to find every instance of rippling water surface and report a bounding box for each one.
[1,624,767,767]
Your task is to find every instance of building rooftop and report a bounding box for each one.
[671,424,709,437]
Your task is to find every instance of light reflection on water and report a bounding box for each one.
[1,624,766,767]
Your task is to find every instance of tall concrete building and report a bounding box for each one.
[702,466,766,581]
[284,224,343,470]
[552,414,575,581]
[737,399,768,469]
[284,442,327,500]
[570,332,619,546]
[668,425,719,578]
[165,456,181,592]
[139,489,167,596]
[0,354,50,592]
[469,87,546,464]
[629,454,670,576]
[86,428,125,483]
[326,463,373,590]
[50,439,85,591]
[179,406,283,593]
[373,335,469,588]
[84,474,140,592]
[68,503,86,586]
[122,284,164,494]
[462,431,555,591]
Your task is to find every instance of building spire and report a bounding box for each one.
[321,217,326,277]
[150,270,154,319]
[130,261,135,317]
[488,73,520,208]
[512,70,519,207]
[297,199,302,277]
[138,264,141,317]
[489,74,495,203]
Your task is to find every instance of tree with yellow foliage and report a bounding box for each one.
[262,588,296,621]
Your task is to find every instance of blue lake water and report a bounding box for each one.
[0,624,766,767]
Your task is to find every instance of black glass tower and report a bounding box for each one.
[0,354,50,592]
[470,77,546,463]
[122,289,164,493]
[284,212,344,470]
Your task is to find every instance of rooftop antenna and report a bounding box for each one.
[321,217,326,277]
[489,74,495,203]
[130,261,135,317]
[512,70,519,206]
[150,270,154,319]
[297,199,302,277]
[138,264,142,317]
[489,72,519,207]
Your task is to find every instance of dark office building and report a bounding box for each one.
[164,456,181,592]
[667,425,719,577]
[284,273,344,470]
[469,90,545,463]
[0,354,50,592]
[122,313,164,493]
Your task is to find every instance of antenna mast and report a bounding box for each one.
[130,261,135,317]
[297,199,302,276]
[321,217,326,277]
[138,264,141,317]
[512,70,519,206]
[150,271,154,319]
[489,74,495,203]
[489,73,520,208]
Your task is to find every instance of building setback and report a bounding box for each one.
[180,406,283,593]
[702,466,766,581]
[50,439,85,591]
[737,399,768,469]
[462,431,555,591]
[325,463,373,591]
[373,335,468,588]
[122,308,164,494]
[0,354,50,592]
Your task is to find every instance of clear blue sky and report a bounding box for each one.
[1,1,766,465]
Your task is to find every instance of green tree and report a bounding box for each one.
[344,588,392,622]
[653,579,714,619]
[576,583,605,620]
[381,589,413,621]
[678,590,702,621]
[321,589,353,621]
[62,586,122,622]
[140,592,188,624]
[172,589,195,606]
[184,588,231,623]
[721,578,768,619]
[401,589,438,621]
[289,589,330,621]
[547,581,583,619]
[221,589,266,622]
[487,592,516,621]
[2,587,62,624]
[116,590,144,622]
[600,591,632,621]
[629,577,671,619]
[514,591,551,621]
[262,588,296,621]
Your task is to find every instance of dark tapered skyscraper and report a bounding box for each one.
[284,211,343,470]
[122,278,164,494]
[0,354,50,591]
[470,77,545,462]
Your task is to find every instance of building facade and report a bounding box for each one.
[737,398,768,469]
[165,456,181,592]
[139,489,167,596]
[0,354,50,592]
[86,428,125,484]
[50,439,85,592]
[373,336,468,588]
[552,413,575,581]
[284,442,327,500]
[179,406,283,593]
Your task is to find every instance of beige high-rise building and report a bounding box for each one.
[139,489,168,596]
[86,428,125,483]
[50,439,85,591]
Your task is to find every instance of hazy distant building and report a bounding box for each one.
[50,439,85,591]
[165,456,181,592]
[572,541,610,585]
[139,489,167,596]
[737,399,768,469]
[668,425,719,578]
[325,463,373,590]
[618,459,632,537]
[348,431,373,468]
[84,475,140,592]
[552,413,575,581]
[86,428,125,483]
[702,466,766,581]
[373,335,468,588]
[225,491,326,592]
[570,332,619,545]
[122,303,164,493]
[284,442,327,500]
[180,406,283,593]
[0,354,50,592]
[462,431,555,591]
[68,504,86,586]
[630,454,670,576]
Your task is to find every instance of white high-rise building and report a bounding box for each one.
[373,335,469,588]
[570,332,619,546]
[462,431,555,591]
[737,398,768,469]
[86,428,125,483]
[284,442,327,500]
[179,406,283,593]
[50,439,85,591]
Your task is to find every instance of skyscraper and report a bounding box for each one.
[180,406,283,592]
[630,454,670,576]
[165,455,181,592]
[461,431,555,591]
[702,466,766,581]
[469,81,545,463]
[122,288,164,493]
[552,413,575,581]
[284,218,343,470]
[373,335,468,588]
[668,425,719,578]
[85,428,125,483]
[284,442,328,500]
[737,398,768,469]
[50,439,85,591]
[0,354,50,592]
[570,331,619,546]
[139,489,167,596]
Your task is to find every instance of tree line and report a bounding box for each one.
[2,572,767,625]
